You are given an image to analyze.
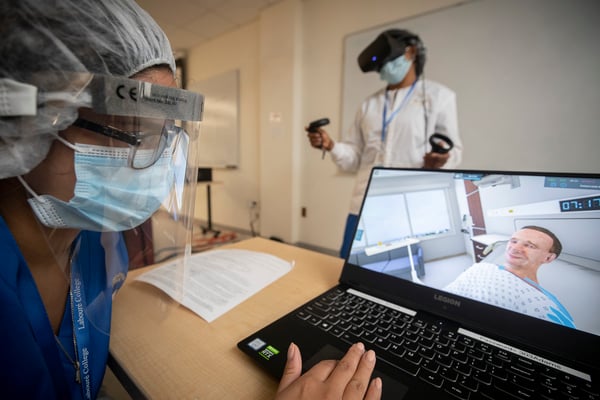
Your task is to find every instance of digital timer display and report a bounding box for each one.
[559,195,600,212]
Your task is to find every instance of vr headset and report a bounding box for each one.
[357,29,426,76]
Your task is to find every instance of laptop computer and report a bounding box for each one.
[238,167,600,399]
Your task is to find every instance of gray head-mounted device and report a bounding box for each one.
[16,72,205,121]
[0,72,204,177]
[357,29,426,76]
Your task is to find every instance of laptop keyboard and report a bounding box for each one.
[296,288,599,400]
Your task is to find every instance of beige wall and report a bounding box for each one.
[187,23,261,236]
[187,0,466,253]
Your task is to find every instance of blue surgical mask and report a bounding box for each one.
[379,55,412,85]
[21,135,187,232]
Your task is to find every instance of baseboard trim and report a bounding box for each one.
[293,241,338,257]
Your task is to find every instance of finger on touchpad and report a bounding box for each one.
[303,344,410,399]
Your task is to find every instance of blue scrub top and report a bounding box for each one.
[0,217,128,399]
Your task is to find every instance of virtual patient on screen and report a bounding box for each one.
[444,226,574,328]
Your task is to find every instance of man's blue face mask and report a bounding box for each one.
[22,133,188,232]
[379,54,412,85]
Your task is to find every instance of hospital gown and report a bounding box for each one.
[444,262,575,328]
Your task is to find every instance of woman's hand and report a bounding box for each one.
[423,151,450,169]
[274,342,382,400]
[306,128,334,152]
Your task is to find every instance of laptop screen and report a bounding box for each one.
[347,168,600,338]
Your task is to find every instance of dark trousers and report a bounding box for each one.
[340,213,359,259]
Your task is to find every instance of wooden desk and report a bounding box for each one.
[109,237,344,399]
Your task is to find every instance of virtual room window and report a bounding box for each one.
[357,189,451,246]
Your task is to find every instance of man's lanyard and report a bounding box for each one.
[381,80,418,144]
[70,241,94,400]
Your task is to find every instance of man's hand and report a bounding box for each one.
[423,151,450,169]
[274,342,382,400]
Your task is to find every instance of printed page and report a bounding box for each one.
[136,248,293,322]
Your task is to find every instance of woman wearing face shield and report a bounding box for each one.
[0,1,381,399]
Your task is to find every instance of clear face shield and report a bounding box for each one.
[11,73,203,346]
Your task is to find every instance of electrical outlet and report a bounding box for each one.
[301,207,307,217]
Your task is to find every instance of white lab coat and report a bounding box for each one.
[330,79,462,214]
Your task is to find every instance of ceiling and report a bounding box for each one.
[136,0,284,53]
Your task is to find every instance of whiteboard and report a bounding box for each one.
[189,69,240,168]
[341,0,600,172]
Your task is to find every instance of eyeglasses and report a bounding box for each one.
[73,117,182,169]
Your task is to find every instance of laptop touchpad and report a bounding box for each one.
[304,344,409,399]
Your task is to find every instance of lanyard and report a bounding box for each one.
[70,240,94,400]
[381,81,417,144]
